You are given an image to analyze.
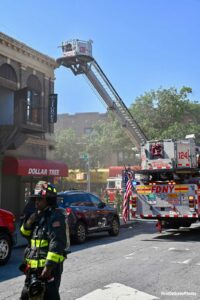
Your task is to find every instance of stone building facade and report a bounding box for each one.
[0,32,67,218]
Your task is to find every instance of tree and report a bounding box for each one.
[54,113,137,168]
[130,86,200,143]
[54,128,81,168]
[86,113,136,167]
[54,86,200,169]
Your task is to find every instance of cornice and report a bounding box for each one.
[0,32,58,73]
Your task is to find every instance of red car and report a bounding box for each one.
[0,208,16,265]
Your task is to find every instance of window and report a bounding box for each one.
[150,142,164,159]
[26,90,41,124]
[107,181,116,189]
[89,194,101,207]
[65,193,92,207]
[84,127,93,135]
[57,196,64,206]
[26,75,42,125]
[0,63,17,82]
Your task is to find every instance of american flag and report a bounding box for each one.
[122,171,133,223]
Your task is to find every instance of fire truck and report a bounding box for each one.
[106,166,140,202]
[56,39,200,231]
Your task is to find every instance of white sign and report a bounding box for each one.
[28,168,60,176]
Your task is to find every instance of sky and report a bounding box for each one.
[1,0,200,115]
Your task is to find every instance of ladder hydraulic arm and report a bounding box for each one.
[56,39,147,150]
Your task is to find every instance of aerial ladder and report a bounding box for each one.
[56,39,200,231]
[57,39,200,230]
[56,39,147,150]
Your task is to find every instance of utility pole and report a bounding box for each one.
[80,152,91,192]
[86,153,91,192]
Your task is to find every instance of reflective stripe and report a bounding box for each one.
[26,259,46,268]
[20,225,31,237]
[47,186,57,193]
[46,251,65,263]
[31,239,48,248]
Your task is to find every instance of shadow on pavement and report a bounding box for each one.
[143,226,200,243]
[0,220,158,282]
[0,247,25,282]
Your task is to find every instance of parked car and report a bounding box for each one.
[0,208,16,265]
[20,196,36,226]
[20,196,71,253]
[57,190,120,243]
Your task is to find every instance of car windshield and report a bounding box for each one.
[58,193,93,207]
[107,181,116,188]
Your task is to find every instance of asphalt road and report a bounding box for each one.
[1,220,200,299]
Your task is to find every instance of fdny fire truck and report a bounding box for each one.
[56,39,200,231]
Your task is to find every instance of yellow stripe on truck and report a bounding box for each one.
[136,185,189,195]
[136,186,151,194]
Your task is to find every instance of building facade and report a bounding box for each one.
[0,32,67,218]
[56,112,108,137]
[55,112,121,166]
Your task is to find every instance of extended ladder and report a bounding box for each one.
[56,39,147,149]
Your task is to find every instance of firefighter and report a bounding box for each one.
[19,182,67,300]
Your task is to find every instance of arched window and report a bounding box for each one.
[0,63,17,82]
[26,75,42,124]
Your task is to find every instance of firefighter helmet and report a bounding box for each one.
[36,181,57,206]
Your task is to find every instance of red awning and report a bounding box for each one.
[2,156,68,177]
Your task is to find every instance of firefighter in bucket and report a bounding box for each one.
[19,181,68,300]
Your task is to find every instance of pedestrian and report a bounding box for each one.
[19,182,68,300]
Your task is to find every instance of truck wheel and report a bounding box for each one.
[74,222,86,243]
[109,218,120,236]
[0,233,12,265]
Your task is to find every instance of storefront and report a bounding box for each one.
[0,32,63,219]
[1,156,68,218]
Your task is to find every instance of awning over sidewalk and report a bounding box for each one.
[2,156,68,177]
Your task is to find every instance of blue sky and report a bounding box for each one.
[1,0,200,114]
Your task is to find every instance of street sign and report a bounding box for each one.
[80,153,89,161]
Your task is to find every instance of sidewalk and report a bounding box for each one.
[14,218,136,248]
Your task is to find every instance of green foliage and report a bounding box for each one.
[86,113,135,166]
[54,128,81,168]
[130,86,200,143]
[54,86,200,169]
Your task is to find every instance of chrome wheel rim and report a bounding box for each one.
[0,239,9,259]
[112,220,119,234]
[77,225,86,242]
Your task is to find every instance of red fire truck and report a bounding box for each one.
[106,166,140,202]
[57,39,200,231]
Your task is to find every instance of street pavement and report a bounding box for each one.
[4,220,200,299]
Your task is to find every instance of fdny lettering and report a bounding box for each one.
[28,168,60,176]
[151,185,174,193]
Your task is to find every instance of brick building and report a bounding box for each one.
[0,32,67,218]
[56,112,108,137]
[55,112,128,166]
